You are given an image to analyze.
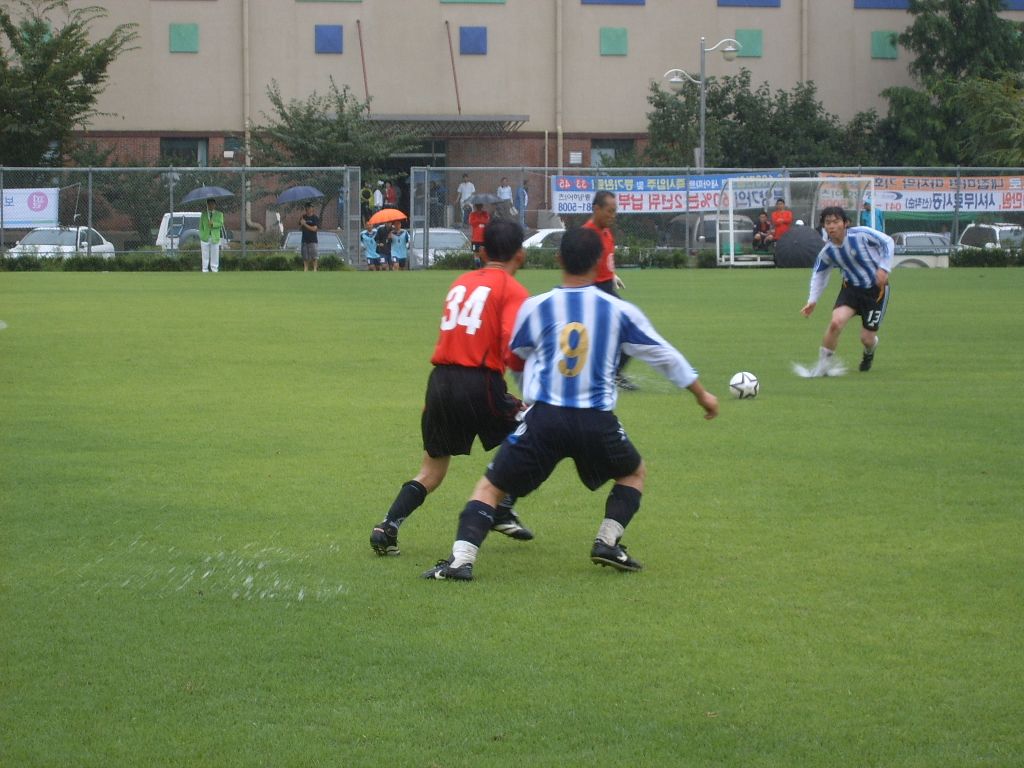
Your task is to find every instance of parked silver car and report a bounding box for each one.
[409,228,471,268]
[956,223,1023,250]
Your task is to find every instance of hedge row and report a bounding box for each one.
[948,248,1024,268]
[0,251,351,272]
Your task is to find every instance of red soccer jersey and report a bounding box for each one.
[430,266,529,373]
[771,209,794,240]
[583,219,616,283]
[468,210,490,245]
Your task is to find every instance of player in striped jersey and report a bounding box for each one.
[423,227,718,581]
[370,220,534,557]
[800,206,894,376]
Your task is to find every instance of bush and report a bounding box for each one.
[0,249,353,272]
[950,247,1023,268]
[642,249,690,269]
[431,250,477,270]
[696,251,718,268]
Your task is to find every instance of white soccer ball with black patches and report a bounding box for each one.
[729,371,759,399]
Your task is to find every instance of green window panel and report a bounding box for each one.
[871,31,898,60]
[600,27,628,56]
[735,29,762,58]
[169,23,199,54]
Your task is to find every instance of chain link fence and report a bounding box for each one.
[0,166,361,265]
[3,165,1022,269]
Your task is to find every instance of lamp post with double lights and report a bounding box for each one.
[663,36,741,172]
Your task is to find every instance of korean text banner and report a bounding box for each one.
[839,174,1024,214]
[550,173,781,215]
[2,188,60,229]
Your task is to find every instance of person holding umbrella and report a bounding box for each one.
[468,202,490,267]
[299,202,320,272]
[199,198,225,273]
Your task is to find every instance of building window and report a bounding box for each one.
[591,139,634,167]
[871,31,899,59]
[459,27,487,55]
[160,138,209,166]
[735,29,763,58]
[854,0,909,8]
[315,24,343,53]
[169,23,199,53]
[599,27,628,56]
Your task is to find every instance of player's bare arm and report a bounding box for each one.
[801,301,816,317]
[687,380,719,420]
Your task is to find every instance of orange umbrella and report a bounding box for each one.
[367,208,407,227]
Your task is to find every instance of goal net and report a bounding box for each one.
[718,175,875,266]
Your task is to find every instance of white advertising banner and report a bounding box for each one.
[838,175,1024,214]
[2,188,60,228]
[550,173,782,215]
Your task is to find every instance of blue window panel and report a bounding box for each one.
[582,0,645,5]
[460,26,487,55]
[1002,0,1024,8]
[315,25,343,54]
[718,0,780,6]
[854,0,909,8]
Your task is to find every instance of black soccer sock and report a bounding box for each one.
[495,494,518,514]
[384,480,428,528]
[604,484,642,528]
[456,500,495,548]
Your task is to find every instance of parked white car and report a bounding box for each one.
[409,228,470,268]
[523,228,566,251]
[7,226,115,258]
[155,212,233,251]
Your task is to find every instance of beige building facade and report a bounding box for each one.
[64,0,1024,168]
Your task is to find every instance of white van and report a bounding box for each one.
[155,212,232,251]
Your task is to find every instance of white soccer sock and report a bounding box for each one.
[865,338,879,353]
[596,519,625,547]
[819,346,834,363]
[450,540,479,568]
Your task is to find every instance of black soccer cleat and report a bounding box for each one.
[590,539,643,572]
[859,349,875,372]
[615,374,639,391]
[421,557,473,581]
[370,522,400,557]
[491,508,535,540]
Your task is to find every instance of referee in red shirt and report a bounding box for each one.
[583,190,636,390]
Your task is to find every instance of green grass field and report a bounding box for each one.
[2,268,1022,767]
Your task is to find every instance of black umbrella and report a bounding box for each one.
[774,225,826,268]
[275,185,325,205]
[467,192,502,205]
[180,185,234,205]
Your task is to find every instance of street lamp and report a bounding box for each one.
[663,36,741,172]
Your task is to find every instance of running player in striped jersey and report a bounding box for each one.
[423,227,718,581]
[370,220,534,557]
[800,205,894,376]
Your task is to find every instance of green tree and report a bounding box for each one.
[251,78,421,174]
[949,74,1024,166]
[0,1,138,166]
[879,0,1024,165]
[641,70,882,168]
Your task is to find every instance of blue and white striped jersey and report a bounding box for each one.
[510,285,698,411]
[808,226,895,304]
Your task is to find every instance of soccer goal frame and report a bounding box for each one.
[717,175,876,267]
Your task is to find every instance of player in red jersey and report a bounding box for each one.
[583,190,636,390]
[370,219,534,556]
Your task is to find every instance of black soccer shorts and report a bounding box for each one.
[835,281,890,331]
[421,365,521,457]
[485,401,642,498]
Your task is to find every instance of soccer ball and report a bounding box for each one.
[729,371,759,399]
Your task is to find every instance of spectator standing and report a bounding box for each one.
[496,176,513,219]
[515,179,529,229]
[860,199,885,232]
[370,220,534,557]
[299,202,320,272]
[361,222,382,271]
[375,222,394,270]
[384,180,398,208]
[372,181,384,212]
[455,174,476,225]
[390,220,410,270]
[359,183,373,222]
[199,197,225,273]
[771,198,794,241]
[422,227,719,581]
[468,203,490,267]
